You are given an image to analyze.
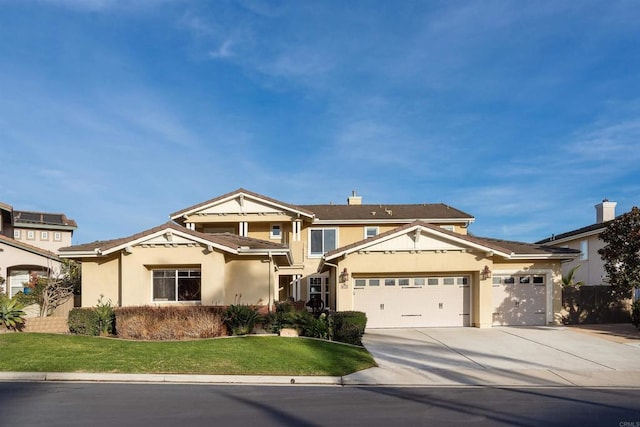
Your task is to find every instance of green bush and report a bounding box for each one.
[301,313,332,340]
[224,304,261,335]
[632,300,640,328]
[95,296,115,336]
[0,294,26,331]
[332,311,367,346]
[68,308,100,336]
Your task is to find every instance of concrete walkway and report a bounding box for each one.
[1,325,638,387]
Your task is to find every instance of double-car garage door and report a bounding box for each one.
[353,276,470,328]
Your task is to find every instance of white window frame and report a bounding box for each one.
[41,231,49,241]
[580,240,588,261]
[364,226,379,239]
[26,230,35,240]
[151,268,201,303]
[440,225,455,232]
[54,232,62,241]
[270,224,282,240]
[308,228,338,257]
[13,230,21,239]
[308,274,330,308]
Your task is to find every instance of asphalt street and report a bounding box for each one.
[1,383,639,427]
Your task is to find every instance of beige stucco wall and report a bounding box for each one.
[80,254,120,307]
[551,234,605,286]
[0,241,61,296]
[78,245,278,309]
[13,228,73,253]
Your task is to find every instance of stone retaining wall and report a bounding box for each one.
[23,317,69,334]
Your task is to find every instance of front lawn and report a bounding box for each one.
[0,334,375,376]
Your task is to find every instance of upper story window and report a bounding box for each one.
[54,232,62,241]
[13,230,21,239]
[270,224,282,239]
[440,225,455,232]
[364,226,378,239]
[26,230,35,240]
[580,240,588,261]
[41,231,49,240]
[309,228,337,256]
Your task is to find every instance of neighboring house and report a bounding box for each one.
[60,189,579,328]
[536,200,617,287]
[0,202,77,316]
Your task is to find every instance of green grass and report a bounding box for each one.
[0,334,376,376]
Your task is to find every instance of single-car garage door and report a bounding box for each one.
[353,276,470,328]
[492,274,547,326]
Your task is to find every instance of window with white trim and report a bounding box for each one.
[26,230,35,240]
[13,230,21,239]
[580,240,588,260]
[364,226,378,239]
[270,224,282,239]
[309,228,337,256]
[440,225,455,232]
[54,232,62,241]
[41,231,49,240]
[152,269,201,302]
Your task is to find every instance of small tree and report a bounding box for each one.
[598,206,640,292]
[562,265,585,288]
[17,269,75,318]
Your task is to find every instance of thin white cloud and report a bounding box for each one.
[208,39,234,59]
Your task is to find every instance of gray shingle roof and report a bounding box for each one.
[300,203,474,221]
[60,222,288,253]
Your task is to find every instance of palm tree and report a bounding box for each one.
[562,264,585,288]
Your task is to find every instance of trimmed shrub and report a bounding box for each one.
[116,306,226,340]
[68,308,100,336]
[224,304,261,335]
[332,311,367,346]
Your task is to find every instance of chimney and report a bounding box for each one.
[347,190,362,205]
[595,199,617,223]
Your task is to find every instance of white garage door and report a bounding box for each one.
[492,274,546,326]
[353,276,470,328]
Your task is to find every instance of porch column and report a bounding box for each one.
[292,220,301,242]
[239,222,248,237]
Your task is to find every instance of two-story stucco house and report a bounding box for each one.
[536,200,617,287]
[0,201,77,299]
[60,189,578,328]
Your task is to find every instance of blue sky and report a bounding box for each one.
[1,0,639,245]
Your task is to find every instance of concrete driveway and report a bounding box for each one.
[343,326,640,387]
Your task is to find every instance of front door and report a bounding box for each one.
[308,275,329,310]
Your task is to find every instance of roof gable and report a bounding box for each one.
[0,234,60,260]
[60,222,290,258]
[170,188,315,220]
[324,221,579,261]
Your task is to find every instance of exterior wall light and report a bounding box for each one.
[339,268,350,283]
[481,265,492,280]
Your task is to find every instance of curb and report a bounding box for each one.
[0,372,343,386]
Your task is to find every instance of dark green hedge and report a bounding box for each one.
[68,308,100,336]
[331,311,367,346]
